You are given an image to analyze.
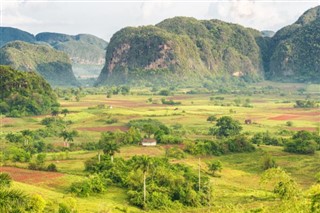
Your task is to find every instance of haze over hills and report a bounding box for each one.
[36,32,108,78]
[97,6,320,86]
[0,27,108,78]
[0,41,78,86]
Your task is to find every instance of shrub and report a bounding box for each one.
[207,115,217,122]
[70,175,106,197]
[261,154,277,170]
[158,89,171,96]
[284,131,318,154]
[165,147,185,159]
[47,163,58,172]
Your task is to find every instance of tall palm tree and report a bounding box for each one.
[132,155,153,206]
[99,133,120,163]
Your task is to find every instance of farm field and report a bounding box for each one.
[0,82,319,212]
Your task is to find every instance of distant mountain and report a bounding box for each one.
[0,65,58,117]
[96,17,266,86]
[261,30,275,37]
[36,32,108,77]
[267,6,320,83]
[0,41,78,86]
[0,27,108,78]
[0,27,36,47]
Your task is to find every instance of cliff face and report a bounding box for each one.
[97,17,265,86]
[0,41,79,86]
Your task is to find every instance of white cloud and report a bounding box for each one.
[208,1,319,31]
[1,1,319,40]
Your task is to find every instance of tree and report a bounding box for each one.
[214,116,242,137]
[260,168,300,200]
[61,109,69,117]
[51,108,59,117]
[284,130,318,154]
[0,173,11,188]
[59,130,78,147]
[98,132,120,163]
[207,115,217,122]
[207,160,222,176]
[132,155,153,207]
[0,189,29,212]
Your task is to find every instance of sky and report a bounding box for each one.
[1,0,319,41]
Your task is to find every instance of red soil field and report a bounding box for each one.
[77,126,129,132]
[0,167,63,184]
[0,118,14,124]
[62,100,163,108]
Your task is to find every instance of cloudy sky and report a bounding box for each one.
[1,0,319,41]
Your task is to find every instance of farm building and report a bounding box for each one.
[141,138,157,146]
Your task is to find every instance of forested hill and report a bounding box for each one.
[0,27,108,78]
[96,17,267,86]
[0,65,58,117]
[0,27,36,47]
[267,6,320,83]
[97,6,320,86]
[0,41,78,86]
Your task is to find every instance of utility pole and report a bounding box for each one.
[198,157,201,191]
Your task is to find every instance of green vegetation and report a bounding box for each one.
[268,6,320,83]
[0,27,35,47]
[35,32,108,78]
[0,41,78,86]
[0,7,320,211]
[0,66,58,117]
[96,17,265,86]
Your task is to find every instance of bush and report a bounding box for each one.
[161,98,181,105]
[165,147,185,159]
[105,118,118,124]
[158,89,171,96]
[70,175,106,197]
[261,154,277,170]
[47,163,58,172]
[207,115,217,122]
[284,131,318,154]
[157,135,183,144]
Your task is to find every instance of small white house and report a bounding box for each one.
[141,138,157,146]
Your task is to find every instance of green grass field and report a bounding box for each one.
[0,83,319,212]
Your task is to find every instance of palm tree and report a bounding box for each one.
[0,189,28,212]
[59,130,78,147]
[132,155,153,206]
[98,132,120,163]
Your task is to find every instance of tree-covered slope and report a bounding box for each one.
[0,41,78,86]
[0,65,58,117]
[36,33,108,77]
[96,25,207,85]
[96,17,265,86]
[0,27,36,47]
[267,6,320,83]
